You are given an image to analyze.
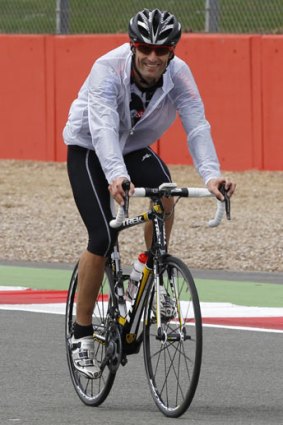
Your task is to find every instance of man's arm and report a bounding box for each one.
[171,62,236,196]
[87,62,130,184]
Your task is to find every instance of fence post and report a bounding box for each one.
[205,0,220,32]
[56,0,69,34]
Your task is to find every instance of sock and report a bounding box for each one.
[73,322,93,339]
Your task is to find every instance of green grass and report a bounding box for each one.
[1,265,283,308]
[0,0,55,33]
[196,279,283,308]
[0,0,282,34]
[0,265,72,290]
[220,0,283,33]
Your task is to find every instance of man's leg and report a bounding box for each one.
[144,197,175,249]
[75,250,106,326]
[67,146,115,327]
[67,146,115,378]
[70,250,106,379]
[124,147,174,250]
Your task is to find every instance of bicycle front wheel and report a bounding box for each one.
[143,256,202,418]
[65,262,116,406]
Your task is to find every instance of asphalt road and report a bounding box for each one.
[1,311,282,425]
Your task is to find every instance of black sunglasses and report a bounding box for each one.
[133,42,174,57]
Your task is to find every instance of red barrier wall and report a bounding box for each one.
[261,36,283,170]
[0,36,48,160]
[0,34,282,170]
[160,35,255,170]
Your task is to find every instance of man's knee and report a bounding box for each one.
[87,231,117,257]
[162,197,174,213]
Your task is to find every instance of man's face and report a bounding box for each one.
[133,43,173,86]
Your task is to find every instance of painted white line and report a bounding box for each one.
[0,302,282,334]
[199,302,283,318]
[203,323,283,334]
[1,301,283,317]
[0,304,65,315]
[0,286,30,291]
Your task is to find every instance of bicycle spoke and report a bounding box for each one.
[65,264,116,406]
[159,342,185,401]
[149,333,192,398]
[144,256,202,417]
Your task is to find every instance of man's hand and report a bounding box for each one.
[207,177,236,201]
[108,177,135,205]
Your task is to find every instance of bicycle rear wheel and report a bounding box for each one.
[65,262,116,406]
[143,255,202,418]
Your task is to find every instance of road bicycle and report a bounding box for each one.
[65,181,230,417]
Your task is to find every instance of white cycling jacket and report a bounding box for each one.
[63,43,220,184]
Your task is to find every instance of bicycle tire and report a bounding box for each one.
[65,262,116,406]
[143,255,202,418]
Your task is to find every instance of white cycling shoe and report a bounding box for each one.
[71,336,101,379]
[152,285,176,320]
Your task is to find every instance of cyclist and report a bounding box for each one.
[63,8,236,378]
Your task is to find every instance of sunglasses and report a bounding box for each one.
[133,42,174,56]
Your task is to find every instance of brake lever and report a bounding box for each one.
[122,179,130,218]
[219,185,231,220]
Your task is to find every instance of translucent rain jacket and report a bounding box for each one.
[63,43,220,185]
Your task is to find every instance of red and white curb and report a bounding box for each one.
[0,287,282,333]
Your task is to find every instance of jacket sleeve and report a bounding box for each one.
[170,63,221,185]
[87,62,130,184]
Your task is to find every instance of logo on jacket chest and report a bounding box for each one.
[130,93,145,126]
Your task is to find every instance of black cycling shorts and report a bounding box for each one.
[67,145,171,257]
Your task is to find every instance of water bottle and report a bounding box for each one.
[126,252,148,301]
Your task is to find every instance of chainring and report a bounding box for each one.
[105,321,122,373]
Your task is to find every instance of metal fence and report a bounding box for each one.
[0,0,282,34]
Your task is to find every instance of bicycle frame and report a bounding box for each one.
[105,181,230,353]
[106,198,169,355]
[93,183,228,357]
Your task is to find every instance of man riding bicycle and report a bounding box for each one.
[63,8,236,379]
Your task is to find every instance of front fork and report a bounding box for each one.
[153,256,186,343]
[153,259,163,335]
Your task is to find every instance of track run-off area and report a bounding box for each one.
[0,262,282,333]
[1,261,283,425]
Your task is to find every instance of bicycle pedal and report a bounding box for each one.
[121,356,128,366]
